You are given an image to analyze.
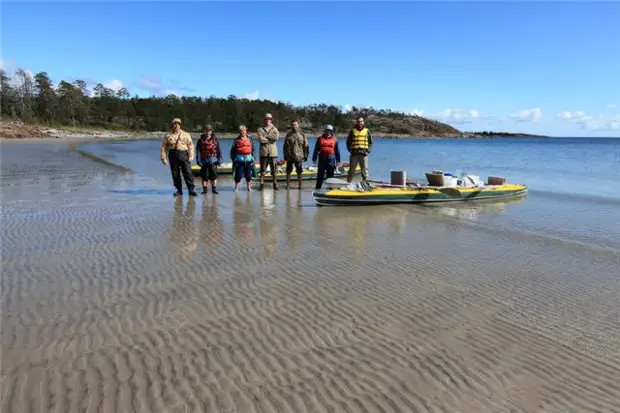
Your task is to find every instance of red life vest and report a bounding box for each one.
[236,137,252,156]
[318,135,336,156]
[199,137,218,159]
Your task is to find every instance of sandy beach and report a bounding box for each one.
[1,139,620,413]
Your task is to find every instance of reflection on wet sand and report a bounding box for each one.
[313,206,412,258]
[233,192,256,245]
[284,190,304,255]
[259,192,279,258]
[422,195,528,221]
[168,197,198,258]
[200,195,223,246]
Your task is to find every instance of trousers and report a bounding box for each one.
[260,156,278,185]
[347,153,369,182]
[316,159,335,190]
[169,149,195,192]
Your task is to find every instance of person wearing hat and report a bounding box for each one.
[256,113,280,191]
[160,118,197,196]
[346,116,373,183]
[311,124,341,190]
[283,120,309,190]
[195,125,222,194]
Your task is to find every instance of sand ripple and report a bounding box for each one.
[2,143,620,412]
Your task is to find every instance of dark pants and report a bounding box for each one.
[285,159,304,175]
[234,161,253,183]
[316,159,335,190]
[260,156,278,185]
[169,150,195,192]
[200,163,218,181]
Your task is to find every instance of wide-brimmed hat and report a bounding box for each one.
[264,113,273,119]
[171,118,182,125]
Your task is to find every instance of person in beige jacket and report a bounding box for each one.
[160,118,197,197]
[256,113,279,190]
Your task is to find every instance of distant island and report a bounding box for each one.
[462,131,548,138]
[1,67,543,139]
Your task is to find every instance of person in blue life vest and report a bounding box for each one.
[195,125,223,194]
[346,116,373,183]
[230,125,255,192]
[312,125,341,190]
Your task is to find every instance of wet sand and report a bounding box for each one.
[2,141,620,412]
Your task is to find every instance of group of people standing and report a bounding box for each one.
[160,114,373,196]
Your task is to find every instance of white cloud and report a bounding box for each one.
[0,58,16,73]
[407,108,424,116]
[163,89,179,97]
[103,79,124,92]
[557,110,620,131]
[343,104,352,112]
[607,104,617,109]
[431,108,480,124]
[508,108,542,123]
[138,75,163,92]
[243,90,260,100]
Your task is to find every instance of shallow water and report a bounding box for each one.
[2,139,619,413]
[79,137,620,252]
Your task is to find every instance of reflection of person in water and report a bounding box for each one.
[285,190,303,255]
[168,197,199,258]
[233,193,255,245]
[200,195,223,246]
[260,193,279,258]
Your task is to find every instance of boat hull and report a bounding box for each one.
[312,184,528,206]
[191,163,360,181]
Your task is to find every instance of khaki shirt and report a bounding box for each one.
[257,125,279,158]
[160,130,195,162]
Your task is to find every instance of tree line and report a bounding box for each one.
[0,68,426,134]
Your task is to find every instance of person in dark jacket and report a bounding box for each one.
[312,125,341,190]
[230,125,255,192]
[196,125,223,194]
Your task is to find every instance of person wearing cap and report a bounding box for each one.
[346,116,373,183]
[283,120,309,190]
[312,125,341,190]
[196,125,222,194]
[160,118,197,196]
[256,113,280,191]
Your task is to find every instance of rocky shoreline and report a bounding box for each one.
[0,120,544,142]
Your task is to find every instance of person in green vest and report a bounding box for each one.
[345,116,373,183]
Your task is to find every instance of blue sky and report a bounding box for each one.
[2,1,619,136]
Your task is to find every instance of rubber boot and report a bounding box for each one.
[297,176,303,190]
[286,175,291,190]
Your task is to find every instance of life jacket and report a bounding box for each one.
[318,135,337,157]
[350,127,369,150]
[235,137,252,156]
[199,137,218,159]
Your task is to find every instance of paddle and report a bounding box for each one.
[326,177,463,196]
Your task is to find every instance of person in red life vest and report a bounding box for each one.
[311,124,341,190]
[229,125,255,192]
[196,125,223,194]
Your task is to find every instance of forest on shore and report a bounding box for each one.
[0,68,470,137]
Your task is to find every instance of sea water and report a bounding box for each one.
[80,137,620,252]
